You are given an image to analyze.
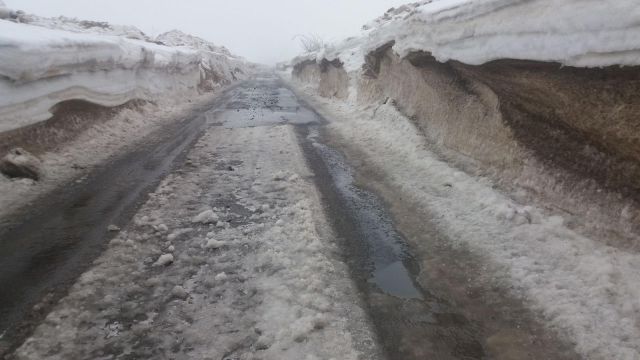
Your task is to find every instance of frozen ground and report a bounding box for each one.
[285,77,640,359]
[13,118,377,359]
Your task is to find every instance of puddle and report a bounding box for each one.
[307,128,422,299]
[372,261,422,299]
[298,124,487,360]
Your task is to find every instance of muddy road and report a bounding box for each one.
[1,74,574,359]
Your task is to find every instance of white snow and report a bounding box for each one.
[0,20,201,132]
[296,0,640,72]
[0,12,251,133]
[17,13,150,40]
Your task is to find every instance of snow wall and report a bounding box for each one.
[0,13,251,134]
[291,0,640,247]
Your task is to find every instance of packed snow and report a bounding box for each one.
[296,0,640,72]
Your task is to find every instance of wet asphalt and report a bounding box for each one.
[0,75,484,359]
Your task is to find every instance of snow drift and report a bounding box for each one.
[0,9,251,133]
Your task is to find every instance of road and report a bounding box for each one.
[2,74,575,359]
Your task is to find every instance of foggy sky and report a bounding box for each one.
[6,0,410,64]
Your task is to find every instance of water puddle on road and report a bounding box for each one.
[307,129,422,300]
[299,125,486,360]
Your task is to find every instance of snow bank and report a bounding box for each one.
[0,20,200,133]
[287,2,640,357]
[0,14,250,133]
[156,29,250,91]
[16,13,149,40]
[299,0,640,72]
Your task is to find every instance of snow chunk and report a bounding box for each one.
[154,253,174,266]
[107,225,120,232]
[170,285,188,300]
[204,238,225,249]
[214,272,228,281]
[192,209,218,224]
[0,148,42,180]
[168,228,192,241]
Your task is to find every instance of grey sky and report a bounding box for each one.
[6,0,410,64]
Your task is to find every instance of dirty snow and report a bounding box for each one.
[288,81,640,359]
[14,121,377,359]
